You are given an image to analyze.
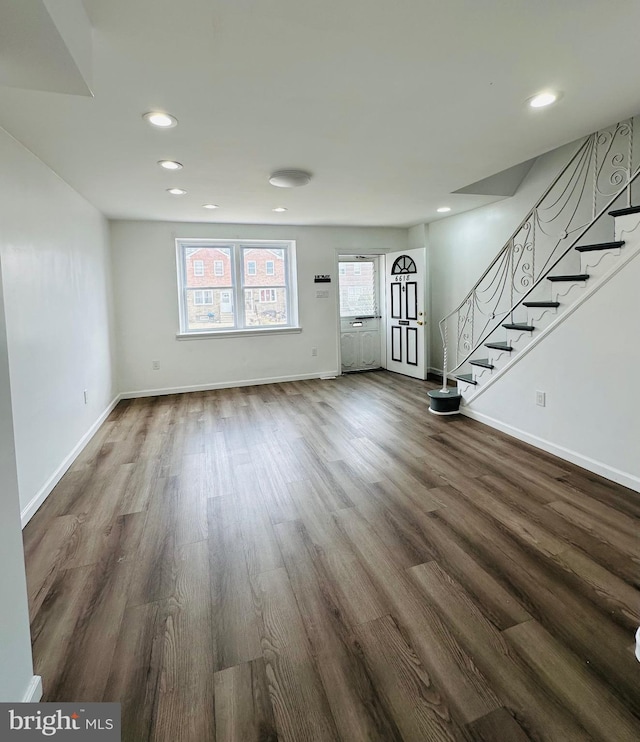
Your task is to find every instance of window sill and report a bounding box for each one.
[176,326,302,340]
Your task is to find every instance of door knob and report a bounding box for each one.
[417,321,424,326]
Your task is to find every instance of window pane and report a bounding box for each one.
[185,288,235,331]
[339,261,376,316]
[244,287,288,326]
[184,247,232,288]
[243,248,285,287]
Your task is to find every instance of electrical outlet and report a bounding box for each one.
[83,389,88,405]
[311,347,318,357]
[152,360,160,370]
[536,390,546,407]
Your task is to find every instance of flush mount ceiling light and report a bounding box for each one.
[272,207,288,212]
[167,187,187,195]
[143,111,178,128]
[437,206,451,213]
[202,203,219,209]
[269,169,312,188]
[158,160,182,170]
[528,91,559,108]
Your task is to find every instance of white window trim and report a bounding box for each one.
[247,260,257,276]
[176,238,299,335]
[193,259,204,276]
[214,260,224,276]
[266,260,275,276]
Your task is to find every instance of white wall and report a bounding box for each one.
[466,236,640,490]
[0,259,37,702]
[110,221,406,395]
[0,127,117,519]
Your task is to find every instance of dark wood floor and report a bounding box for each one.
[22,371,640,741]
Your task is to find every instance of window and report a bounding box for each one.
[177,240,298,334]
[259,289,277,303]
[193,259,204,276]
[194,289,213,305]
[339,261,377,317]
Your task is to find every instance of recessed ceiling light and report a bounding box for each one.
[437,206,451,213]
[167,188,187,196]
[143,111,178,128]
[269,170,312,188]
[272,207,288,212]
[529,91,559,108]
[158,160,183,170]
[202,204,219,209]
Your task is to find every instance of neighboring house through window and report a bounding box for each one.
[193,259,204,276]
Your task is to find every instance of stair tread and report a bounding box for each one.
[575,241,624,252]
[455,373,477,386]
[547,274,589,282]
[503,323,535,331]
[609,205,640,217]
[485,342,512,351]
[470,358,494,369]
[522,301,560,308]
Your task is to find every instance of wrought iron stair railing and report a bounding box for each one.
[438,117,640,393]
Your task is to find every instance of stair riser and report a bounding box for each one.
[580,248,622,279]
[504,329,535,352]
[455,378,476,402]
[614,212,640,241]
[550,279,588,303]
[526,306,560,330]
[485,348,513,368]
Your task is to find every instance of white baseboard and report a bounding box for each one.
[22,675,43,702]
[120,371,341,399]
[20,395,122,527]
[460,406,640,493]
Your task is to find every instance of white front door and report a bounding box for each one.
[385,248,427,379]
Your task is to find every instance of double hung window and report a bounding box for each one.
[177,240,297,334]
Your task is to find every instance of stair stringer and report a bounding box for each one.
[461,214,640,406]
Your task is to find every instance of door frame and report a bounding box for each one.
[335,250,388,373]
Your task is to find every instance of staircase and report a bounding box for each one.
[429,117,640,414]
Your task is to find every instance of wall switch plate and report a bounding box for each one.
[152,360,160,370]
[536,390,546,407]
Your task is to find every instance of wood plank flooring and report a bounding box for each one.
[22,371,640,741]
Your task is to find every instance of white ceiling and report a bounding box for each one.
[1,0,640,227]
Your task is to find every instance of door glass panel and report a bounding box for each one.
[339,261,376,316]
